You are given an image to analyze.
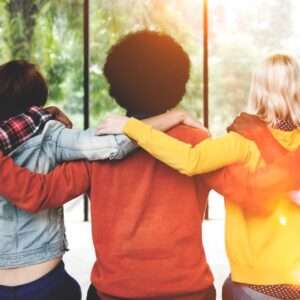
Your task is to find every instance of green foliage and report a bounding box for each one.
[209,0,297,134]
[0,0,299,133]
[89,0,203,124]
[0,0,204,128]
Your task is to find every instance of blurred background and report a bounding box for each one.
[1,0,300,133]
[1,1,299,297]
[1,0,299,216]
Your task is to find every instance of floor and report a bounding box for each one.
[63,193,229,300]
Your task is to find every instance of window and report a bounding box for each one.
[1,0,298,220]
[89,0,203,126]
[208,0,300,218]
[0,0,84,126]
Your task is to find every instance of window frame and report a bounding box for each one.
[82,0,210,221]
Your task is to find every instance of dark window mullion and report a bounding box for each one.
[203,0,209,219]
[83,0,90,222]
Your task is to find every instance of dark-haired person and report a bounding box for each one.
[0,60,189,300]
[0,32,215,300]
[1,40,299,300]
[0,116,299,299]
[99,54,300,299]
[88,30,218,300]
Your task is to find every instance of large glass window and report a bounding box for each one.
[1,0,300,219]
[208,0,300,219]
[0,0,84,126]
[209,0,300,136]
[0,0,84,221]
[90,0,203,125]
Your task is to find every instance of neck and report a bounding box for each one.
[126,111,166,120]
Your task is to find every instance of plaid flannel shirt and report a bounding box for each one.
[0,106,53,155]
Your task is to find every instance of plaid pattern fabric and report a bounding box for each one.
[248,284,300,299]
[275,118,297,131]
[0,106,53,155]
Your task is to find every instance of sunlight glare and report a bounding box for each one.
[279,215,287,226]
[210,0,253,11]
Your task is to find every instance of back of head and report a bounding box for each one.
[104,30,190,116]
[0,60,48,122]
[248,54,300,127]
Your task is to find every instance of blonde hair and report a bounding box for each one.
[248,54,300,127]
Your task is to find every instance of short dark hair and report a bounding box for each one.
[104,30,190,116]
[0,60,48,121]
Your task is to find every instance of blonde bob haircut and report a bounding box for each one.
[248,54,300,128]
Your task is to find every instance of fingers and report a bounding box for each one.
[96,121,110,135]
[184,117,210,133]
[45,106,73,128]
[95,115,128,135]
[227,124,233,133]
[96,122,117,135]
[228,111,253,130]
[227,116,242,133]
[57,113,73,128]
[95,128,111,135]
[187,120,205,129]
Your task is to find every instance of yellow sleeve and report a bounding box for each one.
[124,118,254,176]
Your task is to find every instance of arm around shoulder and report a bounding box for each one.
[54,124,136,162]
[0,152,90,213]
[124,119,253,175]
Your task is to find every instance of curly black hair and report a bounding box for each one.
[104,30,190,116]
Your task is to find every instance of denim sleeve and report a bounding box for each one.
[54,126,137,163]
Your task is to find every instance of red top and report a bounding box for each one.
[0,125,296,298]
[89,125,213,299]
[0,125,215,299]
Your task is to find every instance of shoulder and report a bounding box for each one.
[167,124,209,145]
[42,120,66,133]
[12,120,65,152]
[212,131,259,153]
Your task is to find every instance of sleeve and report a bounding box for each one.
[203,168,237,199]
[237,150,300,198]
[0,152,91,213]
[123,118,253,176]
[203,150,300,214]
[54,125,137,162]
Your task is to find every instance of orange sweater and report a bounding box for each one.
[0,125,214,299]
[89,125,213,299]
[2,126,300,297]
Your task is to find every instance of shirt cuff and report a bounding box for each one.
[123,118,151,144]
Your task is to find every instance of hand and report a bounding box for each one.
[165,109,209,132]
[96,114,129,135]
[45,106,73,129]
[227,112,267,140]
[181,112,210,134]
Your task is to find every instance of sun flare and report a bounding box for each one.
[209,0,253,11]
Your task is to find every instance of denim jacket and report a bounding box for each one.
[0,120,135,268]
